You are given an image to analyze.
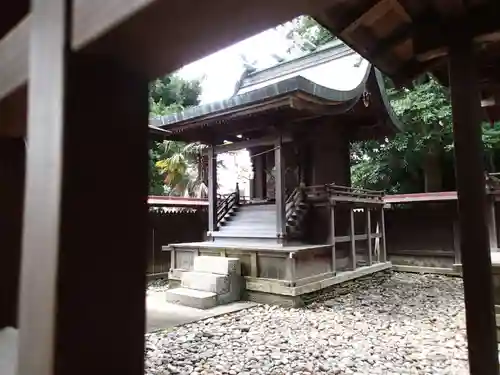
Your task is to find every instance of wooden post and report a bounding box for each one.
[18,1,149,374]
[379,207,387,262]
[253,149,266,199]
[250,252,258,277]
[208,146,217,236]
[349,208,356,270]
[453,219,461,265]
[449,29,499,375]
[330,201,336,273]
[487,197,498,250]
[286,252,296,286]
[275,135,286,241]
[366,208,372,266]
[0,138,25,328]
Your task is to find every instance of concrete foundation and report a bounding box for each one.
[165,242,391,305]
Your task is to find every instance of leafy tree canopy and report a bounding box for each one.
[149,74,204,196]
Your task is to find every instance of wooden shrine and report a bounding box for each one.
[154,42,401,304]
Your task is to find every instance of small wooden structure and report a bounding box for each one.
[157,42,398,304]
[384,189,499,271]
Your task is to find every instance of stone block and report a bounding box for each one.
[193,256,241,275]
[181,271,230,294]
[165,288,217,309]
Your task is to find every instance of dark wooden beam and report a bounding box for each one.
[414,3,500,60]
[432,0,466,17]
[0,0,337,106]
[0,138,25,328]
[448,27,499,375]
[18,1,149,374]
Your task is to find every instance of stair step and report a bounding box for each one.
[213,231,277,239]
[193,256,241,275]
[213,237,281,245]
[165,288,217,309]
[225,217,277,222]
[219,224,276,230]
[239,206,276,211]
[182,271,230,294]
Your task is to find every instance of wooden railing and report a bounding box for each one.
[216,184,240,225]
[304,183,384,204]
[285,186,303,224]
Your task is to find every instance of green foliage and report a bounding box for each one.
[148,74,203,196]
[153,141,208,197]
[279,14,500,193]
[149,75,201,111]
[284,16,336,52]
[351,76,500,193]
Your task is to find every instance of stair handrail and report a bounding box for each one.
[285,184,306,223]
[216,192,237,225]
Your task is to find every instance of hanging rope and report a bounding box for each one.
[248,145,279,159]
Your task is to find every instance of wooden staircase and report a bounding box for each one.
[213,186,309,244]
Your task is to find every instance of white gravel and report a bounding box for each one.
[147,278,169,294]
[145,272,470,374]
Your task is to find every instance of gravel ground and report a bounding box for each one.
[145,272,469,375]
[147,278,169,294]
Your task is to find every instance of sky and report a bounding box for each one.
[177,25,296,104]
[176,24,297,195]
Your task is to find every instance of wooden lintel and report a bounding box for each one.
[432,0,466,18]
[0,0,335,106]
[213,134,292,154]
[341,0,410,42]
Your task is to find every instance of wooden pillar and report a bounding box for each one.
[349,208,356,270]
[252,148,266,199]
[208,146,217,236]
[275,135,286,240]
[449,30,499,375]
[330,202,336,274]
[453,219,461,265]
[18,1,149,374]
[487,197,498,250]
[265,147,274,199]
[286,252,296,286]
[366,208,372,266]
[0,138,25,328]
[379,207,387,262]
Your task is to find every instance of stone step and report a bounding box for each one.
[227,214,277,220]
[219,225,275,231]
[181,271,230,294]
[222,219,275,224]
[213,237,280,245]
[239,206,276,211]
[165,288,217,309]
[193,256,241,275]
[213,231,277,238]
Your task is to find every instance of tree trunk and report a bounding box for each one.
[423,149,443,192]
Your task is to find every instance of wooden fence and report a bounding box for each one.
[147,208,207,277]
